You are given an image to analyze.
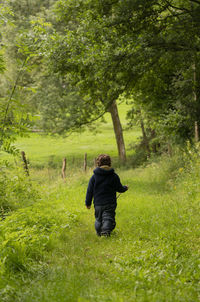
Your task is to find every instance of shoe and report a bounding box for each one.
[96,232,101,237]
[101,231,110,237]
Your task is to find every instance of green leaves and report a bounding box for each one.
[2,0,200,154]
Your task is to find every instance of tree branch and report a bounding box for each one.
[147,41,200,52]
[163,0,191,13]
[0,58,27,142]
[190,0,200,4]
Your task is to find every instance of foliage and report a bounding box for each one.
[0,0,65,154]
[46,0,200,152]
[0,49,5,75]
[0,203,78,273]
[0,2,13,73]
[0,160,39,217]
[0,66,34,154]
[48,0,137,116]
[31,72,105,134]
[0,1,32,154]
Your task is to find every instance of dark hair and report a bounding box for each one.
[96,154,111,167]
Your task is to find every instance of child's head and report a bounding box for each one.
[96,154,111,167]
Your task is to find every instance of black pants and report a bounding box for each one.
[94,204,116,235]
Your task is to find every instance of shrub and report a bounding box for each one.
[0,161,39,217]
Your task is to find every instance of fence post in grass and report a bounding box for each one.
[62,157,66,181]
[21,151,29,176]
[84,153,87,172]
[167,143,172,157]
[195,121,199,142]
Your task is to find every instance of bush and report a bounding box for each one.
[0,160,39,218]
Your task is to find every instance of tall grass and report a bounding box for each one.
[0,144,200,301]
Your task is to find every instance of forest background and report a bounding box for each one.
[0,1,200,301]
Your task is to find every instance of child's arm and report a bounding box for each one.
[85,175,95,208]
[115,174,128,193]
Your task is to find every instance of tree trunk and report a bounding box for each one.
[195,121,199,142]
[191,0,199,142]
[193,64,199,142]
[21,151,29,176]
[140,119,150,157]
[150,128,157,153]
[168,143,173,157]
[109,101,126,162]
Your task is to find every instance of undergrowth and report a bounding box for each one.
[0,160,39,218]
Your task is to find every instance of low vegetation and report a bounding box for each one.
[0,139,200,301]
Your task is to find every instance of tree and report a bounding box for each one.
[125,0,200,147]
[0,2,9,74]
[46,0,133,162]
[1,0,93,141]
[0,0,55,153]
[47,0,200,159]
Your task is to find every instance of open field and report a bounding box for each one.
[1,103,141,170]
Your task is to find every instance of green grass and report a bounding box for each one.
[1,159,200,302]
[0,105,200,301]
[0,103,141,169]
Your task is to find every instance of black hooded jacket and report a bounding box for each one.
[85,167,128,206]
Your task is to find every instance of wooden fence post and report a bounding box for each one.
[21,151,29,176]
[195,121,199,142]
[167,143,173,157]
[62,157,66,181]
[84,153,87,172]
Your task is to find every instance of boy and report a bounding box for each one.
[85,154,128,236]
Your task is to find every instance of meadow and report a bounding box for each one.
[1,103,139,170]
[0,104,200,302]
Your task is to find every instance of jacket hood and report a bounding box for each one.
[94,167,114,175]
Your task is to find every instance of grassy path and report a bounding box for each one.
[1,104,199,301]
[2,164,199,302]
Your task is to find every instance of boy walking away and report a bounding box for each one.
[85,154,128,237]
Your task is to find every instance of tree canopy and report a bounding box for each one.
[1,0,200,158]
[47,0,200,151]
